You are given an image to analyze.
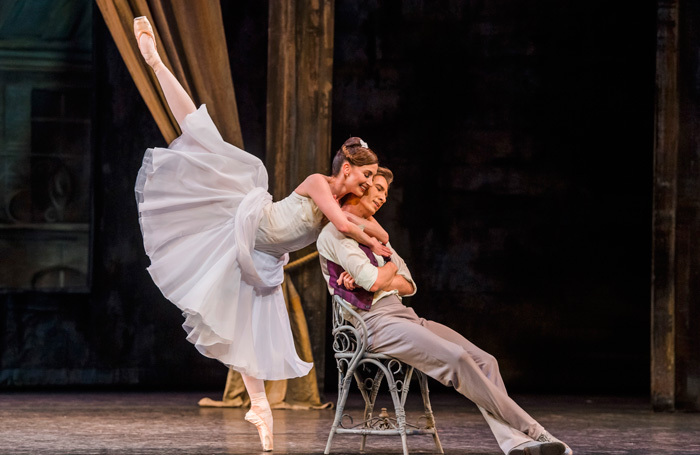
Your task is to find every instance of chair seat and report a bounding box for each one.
[324,295,444,455]
[335,351,395,360]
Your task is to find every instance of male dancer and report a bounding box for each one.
[316,167,572,455]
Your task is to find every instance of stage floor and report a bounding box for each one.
[1,391,699,454]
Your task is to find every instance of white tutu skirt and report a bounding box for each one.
[135,105,312,380]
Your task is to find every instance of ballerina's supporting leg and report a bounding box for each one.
[241,373,274,451]
[133,16,196,127]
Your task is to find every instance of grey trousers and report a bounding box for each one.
[359,295,544,454]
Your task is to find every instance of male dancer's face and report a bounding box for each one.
[342,175,389,218]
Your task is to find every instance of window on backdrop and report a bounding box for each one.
[0,0,92,292]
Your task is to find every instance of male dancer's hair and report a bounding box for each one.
[375,166,394,187]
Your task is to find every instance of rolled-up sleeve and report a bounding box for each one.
[382,242,417,297]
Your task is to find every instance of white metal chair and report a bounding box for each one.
[324,295,444,455]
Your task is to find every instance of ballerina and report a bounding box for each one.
[132,16,391,452]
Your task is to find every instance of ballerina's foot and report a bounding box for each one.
[133,16,162,70]
[245,408,274,452]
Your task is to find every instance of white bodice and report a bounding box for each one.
[255,191,324,256]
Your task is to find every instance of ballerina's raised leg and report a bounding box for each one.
[133,16,196,126]
[133,16,274,452]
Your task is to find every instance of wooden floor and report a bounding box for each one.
[1,391,699,454]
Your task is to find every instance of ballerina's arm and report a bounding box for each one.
[297,174,393,257]
[345,213,389,244]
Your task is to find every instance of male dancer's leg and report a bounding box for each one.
[361,296,542,454]
[415,312,542,452]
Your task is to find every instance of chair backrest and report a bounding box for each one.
[331,295,370,371]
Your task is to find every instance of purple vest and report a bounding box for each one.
[326,243,377,311]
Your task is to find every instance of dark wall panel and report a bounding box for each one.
[331,0,656,394]
[677,0,700,411]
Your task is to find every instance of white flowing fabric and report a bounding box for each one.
[135,105,315,380]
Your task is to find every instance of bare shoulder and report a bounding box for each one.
[296,173,330,195]
[306,173,330,185]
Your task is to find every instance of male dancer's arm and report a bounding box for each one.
[372,263,399,292]
[342,271,413,295]
[336,241,417,297]
[317,224,397,294]
[374,243,416,297]
[384,275,414,295]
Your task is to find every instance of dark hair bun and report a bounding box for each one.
[332,137,377,175]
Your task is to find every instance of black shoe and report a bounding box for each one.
[508,440,566,455]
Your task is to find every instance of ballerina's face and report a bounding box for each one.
[344,163,378,197]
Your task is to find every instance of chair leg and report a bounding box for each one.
[354,370,372,421]
[397,405,409,455]
[354,371,371,451]
[325,372,353,454]
[384,363,410,455]
[358,367,386,451]
[400,429,410,455]
[417,371,444,454]
[369,368,386,414]
[399,365,415,408]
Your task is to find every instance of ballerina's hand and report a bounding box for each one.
[337,271,356,290]
[369,237,393,258]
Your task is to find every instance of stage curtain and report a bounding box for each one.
[94,0,243,146]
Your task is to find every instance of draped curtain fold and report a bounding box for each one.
[96,0,326,408]
[94,0,243,146]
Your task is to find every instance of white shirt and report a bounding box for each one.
[317,222,417,306]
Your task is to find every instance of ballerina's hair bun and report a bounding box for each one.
[331,137,378,175]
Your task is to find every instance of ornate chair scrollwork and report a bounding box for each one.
[324,295,444,455]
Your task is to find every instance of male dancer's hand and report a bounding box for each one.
[337,271,357,290]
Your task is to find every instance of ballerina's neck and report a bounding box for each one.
[327,175,348,199]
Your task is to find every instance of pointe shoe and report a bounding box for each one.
[133,16,162,70]
[245,408,273,452]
